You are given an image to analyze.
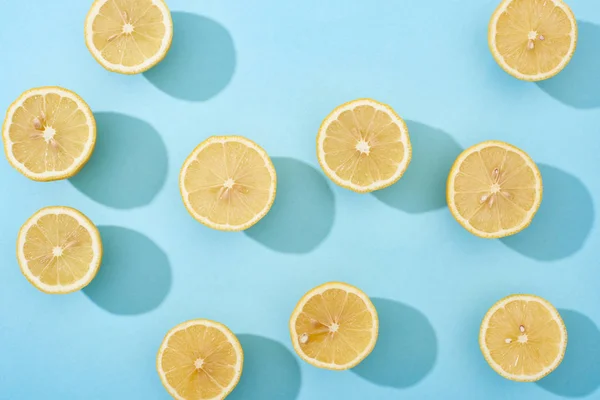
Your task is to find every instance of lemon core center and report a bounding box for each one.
[356,140,370,155]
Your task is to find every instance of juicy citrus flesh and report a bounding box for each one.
[489,0,577,81]
[447,141,542,238]
[157,320,243,400]
[17,207,102,294]
[480,295,567,382]
[180,136,277,231]
[290,282,379,370]
[85,0,173,74]
[3,87,96,181]
[317,99,411,193]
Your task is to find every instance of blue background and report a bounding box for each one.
[1,0,599,399]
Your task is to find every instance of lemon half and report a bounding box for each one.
[289,282,379,370]
[489,0,577,81]
[317,99,411,193]
[157,319,244,400]
[85,0,173,74]
[3,87,96,181]
[447,141,542,239]
[180,136,277,231]
[17,206,102,294]
[480,294,567,382]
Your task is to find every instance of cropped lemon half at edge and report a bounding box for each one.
[480,294,567,382]
[317,98,411,193]
[85,0,173,74]
[157,319,243,400]
[179,136,277,231]
[17,206,103,294]
[2,87,96,181]
[488,0,577,81]
[290,282,379,370]
[447,141,542,239]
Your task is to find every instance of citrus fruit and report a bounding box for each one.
[17,206,102,294]
[488,0,577,81]
[446,140,542,239]
[179,136,277,231]
[2,87,96,181]
[480,294,567,382]
[85,0,173,74]
[316,98,411,193]
[157,319,243,400]
[289,282,379,370]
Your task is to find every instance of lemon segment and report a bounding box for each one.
[317,99,411,193]
[2,87,96,181]
[17,206,102,294]
[179,136,277,231]
[488,0,577,81]
[85,0,173,74]
[480,294,567,382]
[157,319,243,400]
[447,141,542,238]
[289,282,379,370]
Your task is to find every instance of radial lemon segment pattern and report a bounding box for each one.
[449,143,541,238]
[481,296,566,381]
[159,321,242,400]
[490,0,576,80]
[4,88,94,180]
[181,137,276,231]
[318,100,410,193]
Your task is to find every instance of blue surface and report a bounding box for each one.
[1,0,599,399]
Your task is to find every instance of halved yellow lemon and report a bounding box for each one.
[480,294,567,382]
[179,136,277,231]
[17,206,102,294]
[2,87,96,181]
[488,0,577,81]
[85,0,173,74]
[157,319,243,400]
[289,282,378,370]
[317,99,411,193]
[447,141,542,238]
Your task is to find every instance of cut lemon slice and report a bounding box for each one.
[480,294,567,382]
[447,141,542,238]
[180,136,277,231]
[488,0,577,81]
[317,99,411,193]
[17,206,102,294]
[3,87,96,181]
[289,282,379,370]
[157,319,243,400]
[85,0,173,74]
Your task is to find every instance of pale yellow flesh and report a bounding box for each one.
[451,145,539,235]
[294,288,376,367]
[182,140,274,228]
[7,93,91,174]
[492,0,574,77]
[321,102,407,190]
[22,214,95,287]
[160,324,240,399]
[483,299,563,378]
[91,0,165,67]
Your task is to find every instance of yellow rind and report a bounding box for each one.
[479,294,567,382]
[488,0,577,82]
[16,206,103,294]
[2,86,97,182]
[289,281,379,371]
[179,135,277,232]
[316,98,412,194]
[84,0,173,75]
[446,140,543,239]
[156,319,244,400]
